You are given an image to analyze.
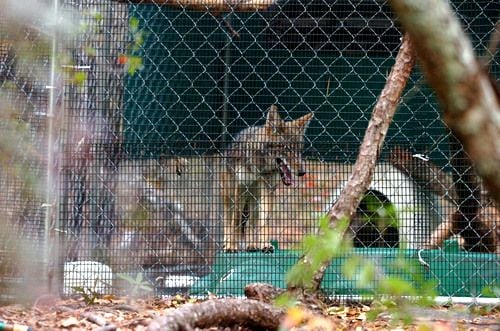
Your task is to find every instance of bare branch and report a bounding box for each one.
[289,34,416,292]
[389,146,457,202]
[147,298,284,331]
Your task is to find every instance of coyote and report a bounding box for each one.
[222,105,314,252]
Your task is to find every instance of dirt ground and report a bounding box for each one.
[0,295,498,331]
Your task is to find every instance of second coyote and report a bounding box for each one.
[222,105,313,252]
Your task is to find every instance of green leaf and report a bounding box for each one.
[117,273,136,283]
[481,285,500,297]
[380,277,417,296]
[274,292,298,308]
[127,56,143,76]
[129,17,140,31]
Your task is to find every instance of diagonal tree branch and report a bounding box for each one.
[288,34,416,292]
[148,34,417,330]
[388,0,500,204]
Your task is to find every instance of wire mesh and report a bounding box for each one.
[0,2,55,302]
[0,0,498,301]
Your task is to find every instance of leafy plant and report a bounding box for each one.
[120,16,145,76]
[285,215,351,289]
[117,272,153,298]
[481,285,500,298]
[72,286,100,305]
[71,276,109,305]
[347,255,437,326]
[284,212,438,327]
[360,192,399,229]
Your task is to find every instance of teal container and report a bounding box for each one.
[191,243,499,298]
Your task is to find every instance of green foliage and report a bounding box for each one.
[72,286,100,305]
[124,17,145,76]
[129,17,144,52]
[284,211,438,326]
[481,285,500,298]
[360,192,399,229]
[286,215,350,289]
[71,276,108,305]
[342,254,377,290]
[126,56,144,76]
[353,256,437,325]
[71,71,87,86]
[117,273,153,298]
[274,292,299,309]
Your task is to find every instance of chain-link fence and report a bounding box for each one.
[0,0,498,302]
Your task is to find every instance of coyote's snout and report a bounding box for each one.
[222,105,313,252]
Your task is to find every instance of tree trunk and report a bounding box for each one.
[388,0,500,204]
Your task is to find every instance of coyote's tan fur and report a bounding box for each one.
[221,105,313,252]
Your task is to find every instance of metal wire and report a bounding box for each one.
[0,0,498,302]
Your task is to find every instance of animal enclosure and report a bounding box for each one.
[0,0,498,302]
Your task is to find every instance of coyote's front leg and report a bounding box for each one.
[223,178,243,252]
[254,182,274,253]
[244,188,260,251]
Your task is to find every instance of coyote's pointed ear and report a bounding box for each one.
[292,112,314,131]
[265,104,282,133]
